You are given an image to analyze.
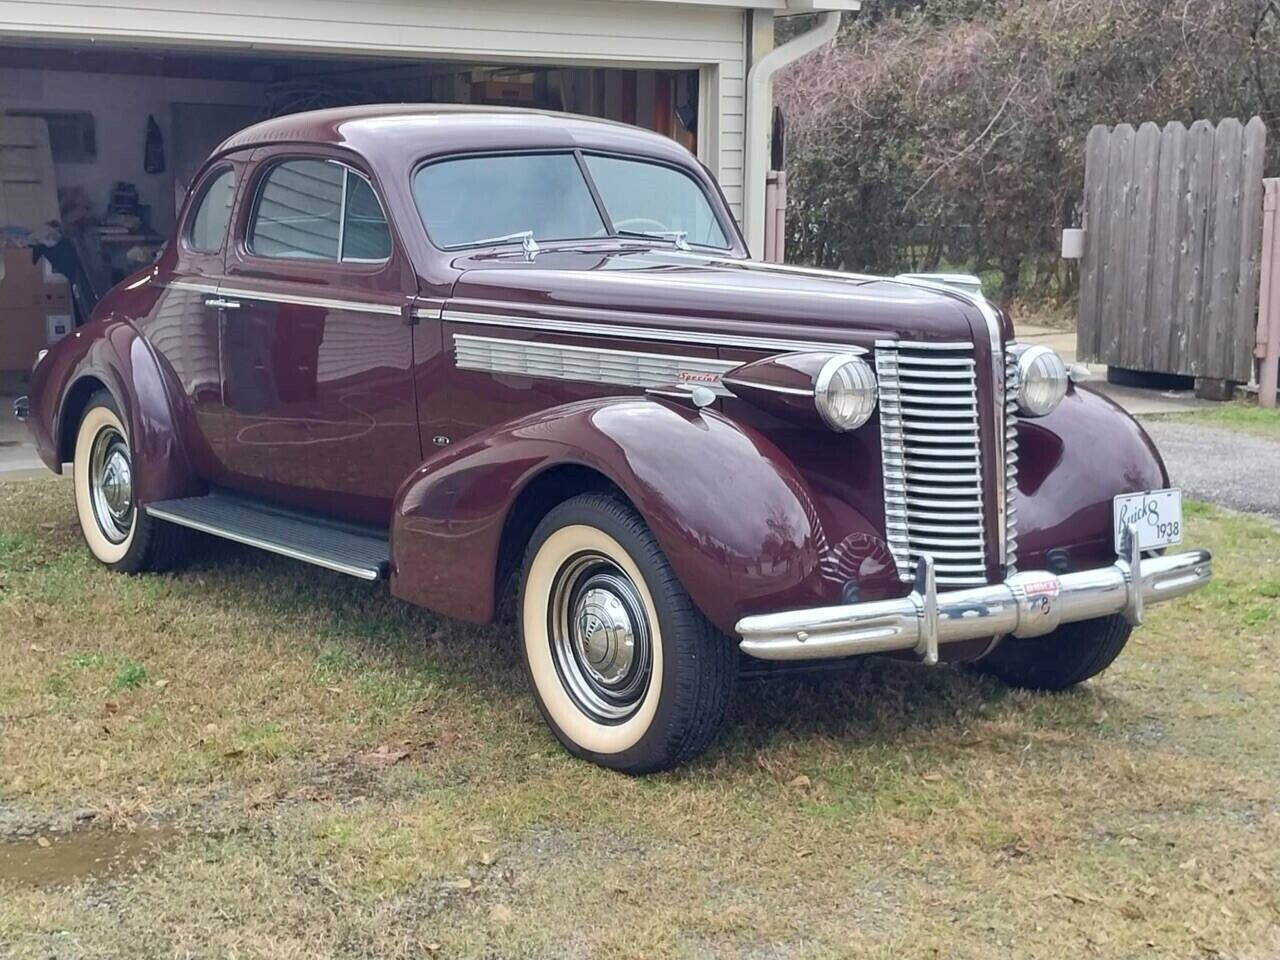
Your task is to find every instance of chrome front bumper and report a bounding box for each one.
[736,526,1212,663]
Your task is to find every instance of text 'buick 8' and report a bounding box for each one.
[17,106,1212,773]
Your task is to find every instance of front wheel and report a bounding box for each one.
[72,390,186,573]
[519,493,736,774]
[974,614,1132,691]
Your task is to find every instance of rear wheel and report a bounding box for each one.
[974,615,1132,691]
[72,390,186,573]
[519,493,736,774]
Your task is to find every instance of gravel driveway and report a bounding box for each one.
[1140,419,1280,522]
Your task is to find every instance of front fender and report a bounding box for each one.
[390,397,844,633]
[1014,385,1168,571]
[27,316,202,503]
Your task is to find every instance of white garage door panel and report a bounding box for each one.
[0,0,741,64]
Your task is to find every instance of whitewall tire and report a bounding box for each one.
[71,390,185,573]
[519,493,736,773]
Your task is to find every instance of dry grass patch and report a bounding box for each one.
[1,479,1278,958]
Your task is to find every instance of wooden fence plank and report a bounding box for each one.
[1099,124,1136,366]
[1078,124,1111,361]
[1203,119,1245,379]
[1121,122,1161,369]
[1231,117,1268,381]
[1175,120,1217,376]
[1149,121,1187,374]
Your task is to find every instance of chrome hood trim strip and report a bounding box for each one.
[443,309,866,356]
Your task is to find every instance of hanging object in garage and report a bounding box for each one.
[144,115,165,175]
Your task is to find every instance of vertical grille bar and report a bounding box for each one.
[876,341,989,587]
[1004,350,1020,574]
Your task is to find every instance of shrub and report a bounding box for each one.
[777,0,1280,300]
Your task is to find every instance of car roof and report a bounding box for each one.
[214,104,694,167]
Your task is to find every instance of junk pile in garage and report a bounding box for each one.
[0,113,161,388]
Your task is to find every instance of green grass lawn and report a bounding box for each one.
[1,480,1278,959]
[1172,402,1280,439]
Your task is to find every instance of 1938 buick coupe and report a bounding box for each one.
[18,105,1212,773]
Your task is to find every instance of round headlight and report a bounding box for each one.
[1013,345,1068,417]
[814,355,877,431]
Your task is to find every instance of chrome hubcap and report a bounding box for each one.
[89,426,133,543]
[549,553,652,722]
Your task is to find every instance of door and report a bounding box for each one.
[142,160,243,479]
[219,152,421,525]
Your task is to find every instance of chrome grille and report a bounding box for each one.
[876,341,988,586]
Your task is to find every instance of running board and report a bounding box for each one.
[145,493,389,581]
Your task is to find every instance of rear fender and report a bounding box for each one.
[390,397,875,633]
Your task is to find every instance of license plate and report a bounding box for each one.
[1113,489,1183,553]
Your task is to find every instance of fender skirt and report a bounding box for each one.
[389,397,867,633]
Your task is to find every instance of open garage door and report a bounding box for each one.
[0,43,741,378]
[2,43,708,253]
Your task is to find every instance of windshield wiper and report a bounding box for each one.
[466,229,540,261]
[615,229,691,251]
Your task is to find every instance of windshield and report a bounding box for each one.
[583,154,728,249]
[413,151,731,251]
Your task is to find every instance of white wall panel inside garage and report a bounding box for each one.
[0,0,748,216]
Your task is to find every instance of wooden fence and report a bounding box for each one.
[1077,117,1267,386]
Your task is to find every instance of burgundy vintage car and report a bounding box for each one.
[18,105,1212,773]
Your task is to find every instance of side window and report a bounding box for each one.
[250,159,342,260]
[248,159,390,263]
[186,168,236,253]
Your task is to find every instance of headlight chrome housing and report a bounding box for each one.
[1011,344,1068,417]
[814,354,878,431]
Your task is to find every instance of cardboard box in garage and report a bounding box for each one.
[0,305,48,373]
[0,247,71,373]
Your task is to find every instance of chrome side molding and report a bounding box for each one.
[453,334,738,395]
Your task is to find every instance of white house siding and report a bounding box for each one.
[0,0,749,218]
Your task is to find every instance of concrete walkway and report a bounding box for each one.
[1140,420,1280,523]
[1014,322,1220,416]
[0,394,48,481]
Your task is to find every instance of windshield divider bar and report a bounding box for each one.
[574,148,616,239]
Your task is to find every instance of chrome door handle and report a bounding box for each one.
[204,297,242,310]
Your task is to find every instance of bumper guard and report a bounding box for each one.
[736,524,1212,663]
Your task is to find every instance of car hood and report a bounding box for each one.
[444,247,1003,353]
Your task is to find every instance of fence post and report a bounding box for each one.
[764,170,787,264]
[1259,179,1280,409]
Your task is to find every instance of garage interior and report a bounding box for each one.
[0,42,703,386]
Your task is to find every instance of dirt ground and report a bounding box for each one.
[1,480,1278,959]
